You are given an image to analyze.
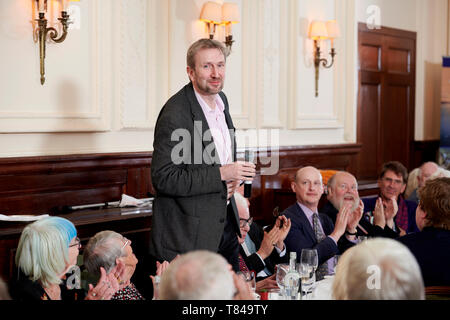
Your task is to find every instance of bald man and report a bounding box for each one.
[283,167,360,280]
[322,171,398,239]
[408,162,440,203]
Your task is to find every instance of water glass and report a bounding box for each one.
[237,270,256,293]
[298,263,314,299]
[275,264,289,299]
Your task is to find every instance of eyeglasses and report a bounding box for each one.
[239,217,253,228]
[121,237,130,251]
[69,237,81,249]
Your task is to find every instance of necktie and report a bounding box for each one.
[238,254,249,272]
[312,213,328,281]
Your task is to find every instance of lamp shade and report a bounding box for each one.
[326,20,341,39]
[309,20,328,40]
[200,2,222,24]
[222,3,240,24]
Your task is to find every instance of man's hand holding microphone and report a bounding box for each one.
[219,151,256,200]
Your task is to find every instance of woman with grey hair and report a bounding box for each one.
[10,216,119,300]
[83,230,144,300]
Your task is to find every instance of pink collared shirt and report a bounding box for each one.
[194,90,232,165]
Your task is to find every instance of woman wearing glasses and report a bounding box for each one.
[9,216,119,300]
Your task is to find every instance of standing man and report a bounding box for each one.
[149,39,256,271]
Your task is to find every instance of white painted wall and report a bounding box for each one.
[0,0,447,158]
[355,0,449,140]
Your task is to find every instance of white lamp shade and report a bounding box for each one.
[326,20,341,39]
[222,3,240,24]
[309,20,328,40]
[200,2,222,24]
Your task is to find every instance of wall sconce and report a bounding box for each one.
[309,20,340,97]
[200,2,222,40]
[222,3,240,52]
[200,2,240,53]
[34,0,71,85]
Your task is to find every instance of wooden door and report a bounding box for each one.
[357,23,416,180]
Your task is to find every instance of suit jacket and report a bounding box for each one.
[282,203,339,265]
[149,83,239,261]
[239,222,287,277]
[397,227,450,286]
[362,196,419,233]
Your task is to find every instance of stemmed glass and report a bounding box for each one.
[237,270,257,298]
[275,264,289,299]
[299,249,318,299]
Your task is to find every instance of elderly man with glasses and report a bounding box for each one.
[83,231,144,300]
[234,192,291,286]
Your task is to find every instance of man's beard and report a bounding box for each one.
[198,79,224,95]
[338,194,360,212]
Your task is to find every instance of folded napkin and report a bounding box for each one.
[0,214,49,222]
[119,194,152,208]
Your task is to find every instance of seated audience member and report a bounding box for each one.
[0,277,11,300]
[332,238,424,300]
[158,250,254,300]
[234,192,290,290]
[283,166,363,280]
[83,231,144,300]
[407,162,440,203]
[397,177,450,286]
[362,161,419,235]
[10,217,119,301]
[323,171,397,239]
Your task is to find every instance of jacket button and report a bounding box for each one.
[219,218,225,223]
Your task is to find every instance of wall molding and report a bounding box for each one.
[0,0,111,133]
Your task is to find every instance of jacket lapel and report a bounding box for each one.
[295,203,318,244]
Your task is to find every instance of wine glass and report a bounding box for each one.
[300,249,319,298]
[237,270,256,295]
[275,264,289,299]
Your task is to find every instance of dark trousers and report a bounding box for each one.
[217,204,240,272]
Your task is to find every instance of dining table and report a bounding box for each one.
[260,275,335,300]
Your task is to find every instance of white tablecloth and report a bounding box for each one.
[267,275,335,300]
[311,275,334,300]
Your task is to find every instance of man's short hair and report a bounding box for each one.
[15,217,77,288]
[83,231,127,278]
[418,177,450,230]
[159,250,234,300]
[332,238,424,300]
[379,161,408,184]
[186,38,228,69]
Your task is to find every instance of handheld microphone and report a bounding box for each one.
[244,150,255,198]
